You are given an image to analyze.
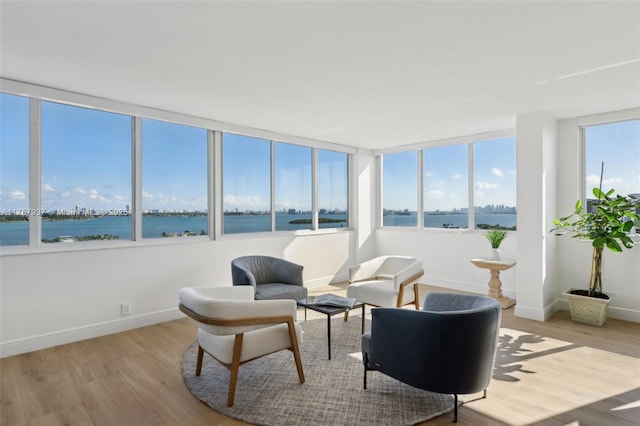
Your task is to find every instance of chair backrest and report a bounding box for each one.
[376,256,422,276]
[231,255,303,286]
[369,293,501,395]
[349,255,423,285]
[178,286,298,336]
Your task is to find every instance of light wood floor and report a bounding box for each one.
[2,283,639,426]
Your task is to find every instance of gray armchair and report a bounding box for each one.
[361,292,501,423]
[231,255,308,301]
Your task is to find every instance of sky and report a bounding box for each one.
[0,93,348,213]
[383,136,518,211]
[1,92,638,214]
[585,120,640,197]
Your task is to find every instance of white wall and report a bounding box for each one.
[2,108,639,358]
[0,232,355,357]
[376,228,517,298]
[514,113,557,321]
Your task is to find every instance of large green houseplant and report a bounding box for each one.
[551,171,639,325]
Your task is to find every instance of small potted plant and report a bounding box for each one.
[484,229,508,260]
[550,167,639,326]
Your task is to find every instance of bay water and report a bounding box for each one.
[0,212,515,246]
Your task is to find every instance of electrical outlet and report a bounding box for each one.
[121,303,131,316]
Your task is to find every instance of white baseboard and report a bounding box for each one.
[0,308,184,358]
[421,277,498,297]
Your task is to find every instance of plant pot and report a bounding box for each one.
[563,289,611,327]
[489,248,501,261]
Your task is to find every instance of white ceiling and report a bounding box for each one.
[1,1,639,150]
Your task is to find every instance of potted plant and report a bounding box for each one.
[550,170,639,326]
[484,229,507,260]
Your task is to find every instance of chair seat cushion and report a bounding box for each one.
[347,279,415,307]
[198,322,304,365]
[256,283,308,301]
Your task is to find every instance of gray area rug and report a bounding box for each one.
[181,312,455,426]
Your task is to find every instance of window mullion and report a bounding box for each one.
[418,150,424,229]
[28,98,42,247]
[270,140,276,232]
[132,117,142,241]
[211,130,221,240]
[312,148,318,230]
[468,143,475,230]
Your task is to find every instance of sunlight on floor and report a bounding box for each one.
[611,399,640,411]
[467,327,640,425]
[348,351,363,362]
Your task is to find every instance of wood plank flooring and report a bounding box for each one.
[2,284,639,425]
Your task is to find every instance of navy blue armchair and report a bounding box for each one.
[231,255,308,301]
[361,292,501,422]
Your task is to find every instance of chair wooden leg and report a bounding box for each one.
[287,320,305,383]
[413,283,421,310]
[227,334,244,407]
[344,310,349,321]
[195,345,204,376]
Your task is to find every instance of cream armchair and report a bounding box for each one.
[346,256,424,309]
[178,286,305,407]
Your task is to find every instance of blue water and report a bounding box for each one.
[0,213,350,246]
[385,213,517,229]
[0,212,515,246]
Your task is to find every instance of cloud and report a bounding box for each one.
[492,168,503,177]
[42,183,56,192]
[426,190,446,199]
[586,174,623,185]
[425,172,433,177]
[224,194,265,208]
[475,182,499,190]
[75,188,86,195]
[10,190,26,200]
[142,190,154,199]
[451,174,462,180]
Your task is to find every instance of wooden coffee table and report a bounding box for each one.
[296,296,365,360]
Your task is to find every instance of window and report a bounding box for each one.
[584,119,640,231]
[423,144,468,229]
[584,119,640,198]
[1,85,352,247]
[141,119,208,238]
[473,136,517,230]
[318,149,348,229]
[275,142,312,231]
[40,101,132,243]
[223,133,271,234]
[383,134,516,230]
[382,151,418,227]
[0,94,30,246]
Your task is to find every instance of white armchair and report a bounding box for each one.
[178,286,305,407]
[346,256,424,309]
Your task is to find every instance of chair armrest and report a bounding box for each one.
[179,297,298,336]
[231,263,257,288]
[348,257,387,282]
[272,259,304,286]
[179,286,254,307]
[392,263,424,291]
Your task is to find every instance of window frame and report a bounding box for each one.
[0,79,354,252]
[376,130,517,232]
